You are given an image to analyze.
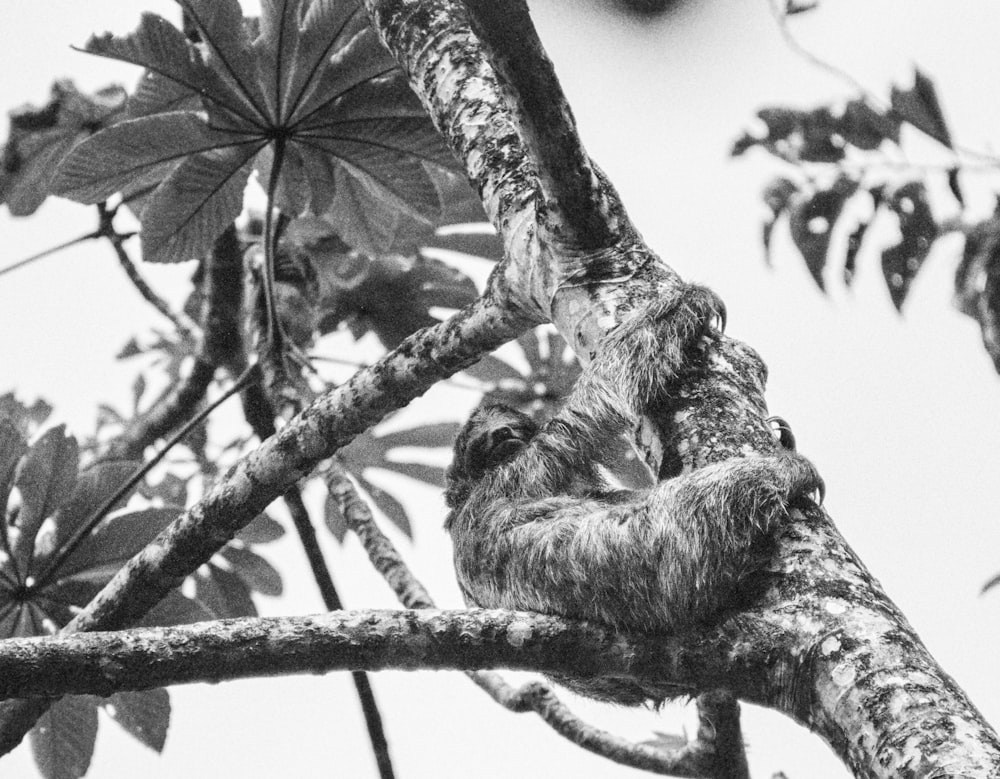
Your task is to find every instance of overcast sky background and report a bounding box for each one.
[2,1,1000,777]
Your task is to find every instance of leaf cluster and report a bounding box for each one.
[735,68,965,311]
[49,0,463,263]
[0,409,284,779]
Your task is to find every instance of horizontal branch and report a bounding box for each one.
[0,610,658,699]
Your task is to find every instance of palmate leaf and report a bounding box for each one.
[0,423,248,776]
[139,144,261,263]
[53,112,252,204]
[52,0,460,262]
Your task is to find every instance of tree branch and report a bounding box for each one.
[463,0,622,251]
[109,233,199,340]
[0,610,643,698]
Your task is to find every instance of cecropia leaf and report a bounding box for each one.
[140,143,261,262]
[51,112,247,204]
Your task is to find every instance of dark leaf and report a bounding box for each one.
[140,144,260,262]
[762,176,799,216]
[11,426,79,575]
[41,460,139,562]
[761,177,799,265]
[0,420,27,525]
[421,230,501,262]
[219,544,283,596]
[37,580,105,625]
[139,472,189,506]
[839,99,900,150]
[12,602,49,637]
[787,177,859,291]
[480,329,582,417]
[890,68,953,148]
[139,587,214,627]
[313,250,477,347]
[354,476,412,538]
[323,493,348,543]
[53,506,180,579]
[947,167,965,207]
[77,1,459,258]
[180,0,266,118]
[756,107,799,140]
[195,563,257,617]
[784,0,819,14]
[881,181,937,310]
[955,216,1000,320]
[799,106,844,162]
[844,221,869,287]
[51,112,247,205]
[461,354,525,385]
[0,80,127,216]
[0,393,53,439]
[83,12,235,115]
[30,695,100,779]
[128,70,201,119]
[377,422,462,449]
[0,604,30,639]
[640,729,688,750]
[105,689,170,753]
[235,512,286,544]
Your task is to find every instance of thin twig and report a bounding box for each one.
[765,0,1000,166]
[101,358,216,462]
[101,226,245,461]
[108,233,199,338]
[0,231,97,278]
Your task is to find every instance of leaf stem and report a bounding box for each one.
[263,139,287,355]
[34,365,259,589]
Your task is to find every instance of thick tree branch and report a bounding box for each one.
[463,0,621,252]
[0,610,642,698]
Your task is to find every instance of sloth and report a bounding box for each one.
[444,284,822,704]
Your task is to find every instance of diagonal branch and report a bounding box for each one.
[463,0,623,251]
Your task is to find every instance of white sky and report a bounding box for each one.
[2,1,1000,777]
